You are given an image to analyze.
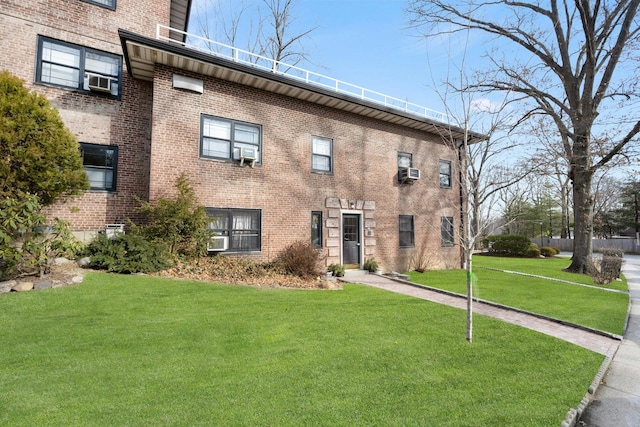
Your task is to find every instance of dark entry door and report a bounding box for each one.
[343,214,361,266]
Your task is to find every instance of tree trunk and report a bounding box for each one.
[561,186,569,238]
[567,160,594,273]
[466,249,473,343]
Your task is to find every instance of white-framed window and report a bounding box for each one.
[439,160,452,188]
[206,208,261,252]
[35,36,121,97]
[398,152,412,182]
[200,115,261,164]
[82,0,116,10]
[312,136,333,173]
[80,143,118,191]
[399,215,415,248]
[441,216,455,246]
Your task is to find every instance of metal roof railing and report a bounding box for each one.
[157,24,452,124]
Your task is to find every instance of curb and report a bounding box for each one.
[378,275,623,340]
[561,353,616,427]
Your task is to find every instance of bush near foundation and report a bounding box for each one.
[274,240,325,279]
[87,234,172,274]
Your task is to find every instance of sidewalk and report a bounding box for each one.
[579,254,640,426]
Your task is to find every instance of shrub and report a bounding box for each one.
[274,240,325,279]
[363,257,379,273]
[408,240,434,273]
[87,234,172,274]
[483,234,532,257]
[0,71,88,207]
[589,255,623,285]
[600,248,624,258]
[0,194,85,279]
[328,263,346,277]
[132,173,212,259]
[527,246,541,258]
[539,246,560,257]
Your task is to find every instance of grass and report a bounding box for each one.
[408,256,629,335]
[0,272,603,426]
[473,255,628,291]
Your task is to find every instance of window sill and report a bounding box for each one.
[35,82,121,100]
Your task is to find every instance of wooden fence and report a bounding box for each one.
[547,238,640,254]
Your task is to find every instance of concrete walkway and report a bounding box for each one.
[579,254,640,426]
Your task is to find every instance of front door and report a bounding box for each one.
[343,214,361,267]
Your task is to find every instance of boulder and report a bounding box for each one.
[77,257,91,267]
[34,280,54,291]
[1,280,17,294]
[12,282,33,292]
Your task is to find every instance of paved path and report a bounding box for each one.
[579,254,640,427]
[341,273,620,357]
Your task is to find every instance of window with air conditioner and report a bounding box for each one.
[201,115,261,165]
[206,208,261,252]
[399,167,421,182]
[35,36,121,97]
[207,235,229,252]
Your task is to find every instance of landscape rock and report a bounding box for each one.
[51,257,73,266]
[77,257,91,267]
[33,280,54,291]
[1,280,17,294]
[12,282,33,292]
[71,275,84,284]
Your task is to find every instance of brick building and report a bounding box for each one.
[1,0,485,272]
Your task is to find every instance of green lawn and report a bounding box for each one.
[473,255,628,291]
[0,273,602,426]
[408,256,629,335]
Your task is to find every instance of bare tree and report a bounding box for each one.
[190,0,316,69]
[523,117,574,238]
[407,0,640,273]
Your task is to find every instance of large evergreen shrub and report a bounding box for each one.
[483,234,533,257]
[87,234,172,274]
[132,173,212,258]
[0,71,88,206]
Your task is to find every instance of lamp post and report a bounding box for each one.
[539,222,543,247]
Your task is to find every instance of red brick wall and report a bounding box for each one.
[149,65,462,271]
[0,0,169,231]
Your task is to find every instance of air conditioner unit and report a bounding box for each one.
[399,167,421,182]
[207,236,229,252]
[87,73,112,93]
[234,147,257,167]
[105,224,124,238]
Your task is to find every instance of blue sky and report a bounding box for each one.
[187,0,483,121]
